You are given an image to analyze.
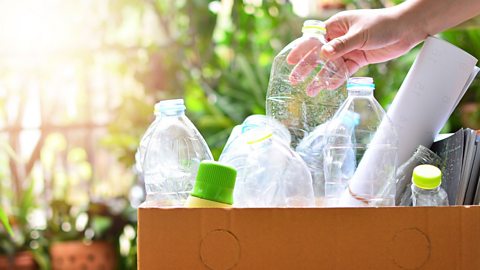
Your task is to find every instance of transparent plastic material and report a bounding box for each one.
[219,126,314,207]
[411,185,449,206]
[396,145,443,206]
[135,99,213,207]
[223,115,291,153]
[296,112,359,206]
[323,77,398,207]
[266,20,348,147]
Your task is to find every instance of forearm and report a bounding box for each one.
[395,0,480,36]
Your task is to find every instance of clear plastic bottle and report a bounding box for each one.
[296,112,359,206]
[396,145,443,206]
[323,77,398,207]
[135,99,213,207]
[266,20,348,147]
[219,128,314,207]
[411,164,449,206]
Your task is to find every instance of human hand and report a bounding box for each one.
[288,7,428,96]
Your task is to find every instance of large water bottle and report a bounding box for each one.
[296,112,359,206]
[219,127,314,207]
[135,99,213,207]
[411,165,448,206]
[324,77,398,207]
[266,20,348,147]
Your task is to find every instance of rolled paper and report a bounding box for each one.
[342,36,479,206]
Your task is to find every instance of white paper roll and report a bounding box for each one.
[342,36,479,206]
[388,36,478,164]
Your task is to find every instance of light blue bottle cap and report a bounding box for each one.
[154,99,186,114]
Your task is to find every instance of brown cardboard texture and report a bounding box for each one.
[138,206,480,269]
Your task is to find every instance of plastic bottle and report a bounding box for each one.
[135,99,213,207]
[185,161,237,208]
[296,112,359,206]
[396,145,443,206]
[219,128,315,207]
[411,164,449,206]
[323,77,398,207]
[266,20,348,147]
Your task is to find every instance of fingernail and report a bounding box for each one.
[306,84,320,97]
[289,73,299,85]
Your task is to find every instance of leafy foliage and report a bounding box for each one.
[0,208,12,237]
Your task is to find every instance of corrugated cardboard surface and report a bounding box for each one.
[138,207,480,270]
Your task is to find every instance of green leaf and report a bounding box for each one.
[0,208,13,237]
[91,216,113,239]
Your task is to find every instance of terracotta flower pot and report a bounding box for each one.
[0,251,38,270]
[50,241,116,270]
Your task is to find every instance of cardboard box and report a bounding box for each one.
[138,206,480,269]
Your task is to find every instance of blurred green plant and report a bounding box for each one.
[0,180,50,269]
[104,0,301,162]
[0,208,13,237]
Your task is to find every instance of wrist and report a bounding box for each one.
[389,1,429,43]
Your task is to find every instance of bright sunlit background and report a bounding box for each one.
[1,0,480,269]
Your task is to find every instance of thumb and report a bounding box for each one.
[321,31,365,60]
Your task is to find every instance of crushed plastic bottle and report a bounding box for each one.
[296,112,359,206]
[219,127,314,207]
[411,164,449,206]
[323,77,398,207]
[135,99,213,207]
[266,20,348,147]
[223,114,291,153]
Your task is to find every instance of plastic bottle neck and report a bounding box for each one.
[413,184,440,194]
[347,88,374,97]
[301,30,326,39]
[157,109,185,117]
[347,77,375,97]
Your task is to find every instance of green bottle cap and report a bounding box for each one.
[191,161,237,205]
[412,164,442,189]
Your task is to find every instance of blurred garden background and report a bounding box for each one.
[1,0,480,269]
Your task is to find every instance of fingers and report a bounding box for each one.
[289,44,322,85]
[306,50,368,96]
[286,38,322,65]
[342,50,368,75]
[306,59,348,97]
[321,30,366,61]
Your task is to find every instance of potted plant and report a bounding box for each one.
[0,184,49,270]
[47,199,133,270]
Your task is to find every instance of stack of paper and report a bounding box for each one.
[430,129,480,205]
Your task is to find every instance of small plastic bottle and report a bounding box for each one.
[136,99,213,207]
[185,161,237,208]
[323,77,398,207]
[411,164,449,206]
[396,145,443,206]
